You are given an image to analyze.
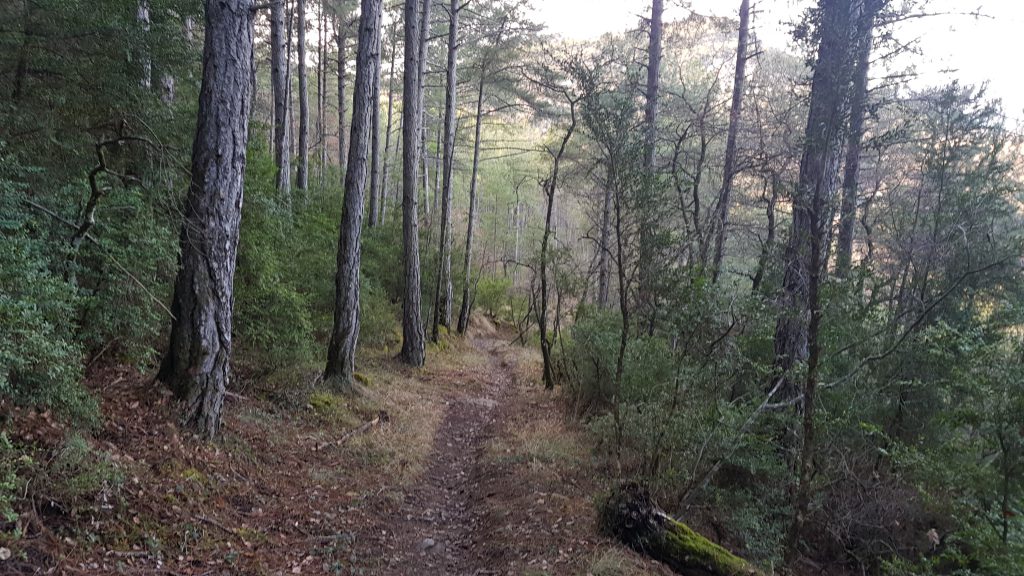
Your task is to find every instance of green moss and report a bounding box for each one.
[600,483,762,576]
[180,467,207,485]
[353,372,372,386]
[235,526,266,545]
[307,392,360,426]
[657,516,756,575]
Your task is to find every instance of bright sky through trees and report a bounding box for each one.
[533,0,1024,118]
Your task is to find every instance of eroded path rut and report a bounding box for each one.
[360,338,509,575]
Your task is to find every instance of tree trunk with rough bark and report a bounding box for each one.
[638,0,663,328]
[836,3,879,278]
[317,1,327,189]
[751,174,780,294]
[137,0,152,89]
[378,28,398,225]
[158,0,254,440]
[432,0,459,340]
[399,0,426,366]
[325,0,382,389]
[711,0,750,283]
[271,0,292,203]
[336,19,349,182]
[456,70,486,335]
[597,184,612,307]
[778,0,862,560]
[368,18,382,225]
[538,98,577,390]
[417,0,433,223]
[296,0,309,192]
[771,0,857,401]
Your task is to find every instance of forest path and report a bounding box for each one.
[356,336,511,575]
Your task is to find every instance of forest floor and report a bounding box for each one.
[4,317,672,576]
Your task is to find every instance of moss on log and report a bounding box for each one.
[599,482,764,576]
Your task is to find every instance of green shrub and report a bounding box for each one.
[43,434,123,508]
[360,219,406,303]
[359,278,400,350]
[234,151,316,368]
[0,230,98,425]
[474,276,512,318]
[0,433,24,527]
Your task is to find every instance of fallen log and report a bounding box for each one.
[599,482,764,576]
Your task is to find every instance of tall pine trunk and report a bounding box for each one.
[711,0,750,283]
[456,70,486,335]
[836,3,879,277]
[137,0,152,89]
[336,20,349,182]
[378,29,398,225]
[368,20,383,226]
[271,0,292,204]
[597,185,612,307]
[778,0,860,559]
[771,0,856,401]
[417,0,432,224]
[399,0,426,366]
[325,0,383,388]
[158,0,254,440]
[296,0,309,192]
[637,0,663,330]
[317,1,328,189]
[432,0,458,340]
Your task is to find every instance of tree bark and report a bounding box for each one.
[597,184,612,307]
[137,0,152,89]
[711,0,750,283]
[417,0,433,223]
[337,19,349,183]
[296,0,309,192]
[456,69,486,335]
[317,1,327,189]
[271,0,293,204]
[11,1,33,102]
[777,0,861,560]
[325,0,382,389]
[368,18,383,225]
[750,174,780,294]
[158,0,254,440]
[378,28,399,225]
[399,0,426,366]
[771,0,857,401]
[538,98,577,390]
[638,0,663,329]
[432,116,442,216]
[836,5,878,278]
[432,0,459,340]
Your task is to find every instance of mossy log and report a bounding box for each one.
[599,482,764,576]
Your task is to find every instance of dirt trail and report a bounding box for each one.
[359,337,510,575]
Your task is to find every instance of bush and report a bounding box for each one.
[0,224,97,425]
[38,434,123,510]
[0,434,23,527]
[359,278,400,350]
[474,276,512,319]
[234,151,316,369]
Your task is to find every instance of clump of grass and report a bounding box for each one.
[307,392,361,428]
[489,414,584,470]
[39,434,123,509]
[589,548,658,576]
